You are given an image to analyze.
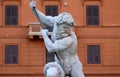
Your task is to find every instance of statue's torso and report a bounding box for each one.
[54,35,80,75]
[50,19,81,75]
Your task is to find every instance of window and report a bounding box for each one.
[45,5,58,16]
[87,45,101,64]
[5,45,18,64]
[86,5,99,25]
[45,5,58,63]
[45,5,58,32]
[46,49,55,63]
[5,5,18,25]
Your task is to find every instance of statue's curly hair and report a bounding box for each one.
[56,12,76,27]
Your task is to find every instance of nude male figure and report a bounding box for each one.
[30,1,84,77]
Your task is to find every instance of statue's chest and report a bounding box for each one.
[56,50,69,59]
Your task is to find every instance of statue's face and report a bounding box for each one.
[56,23,71,39]
[55,12,75,39]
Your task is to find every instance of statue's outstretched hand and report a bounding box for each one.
[41,29,48,36]
[30,0,36,9]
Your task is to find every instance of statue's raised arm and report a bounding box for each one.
[30,0,55,27]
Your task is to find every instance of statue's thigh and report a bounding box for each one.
[71,64,84,77]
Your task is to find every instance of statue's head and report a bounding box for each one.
[56,12,76,27]
[56,12,76,39]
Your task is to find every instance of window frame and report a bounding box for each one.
[86,5,100,26]
[87,45,101,64]
[2,1,20,26]
[5,45,18,64]
[85,44,102,65]
[3,44,20,66]
[83,1,102,27]
[5,5,18,26]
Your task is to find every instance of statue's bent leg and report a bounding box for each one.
[46,67,59,77]
[71,63,84,77]
[44,62,65,77]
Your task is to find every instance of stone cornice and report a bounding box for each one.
[0,0,22,6]
[81,0,103,6]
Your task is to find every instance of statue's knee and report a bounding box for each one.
[46,67,58,77]
[44,62,65,77]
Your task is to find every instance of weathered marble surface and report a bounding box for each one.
[30,1,84,77]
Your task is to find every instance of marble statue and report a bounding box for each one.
[30,0,84,77]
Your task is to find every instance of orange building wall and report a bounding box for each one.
[0,0,120,77]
